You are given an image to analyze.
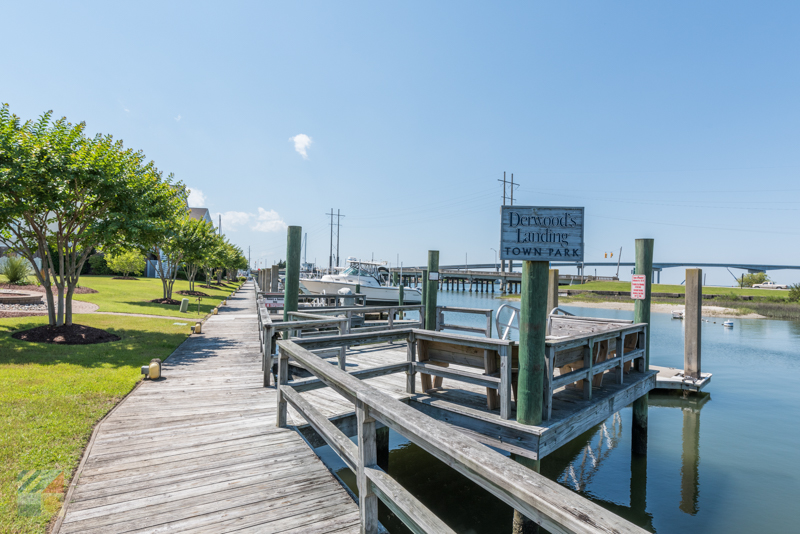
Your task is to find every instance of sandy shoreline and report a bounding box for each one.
[503,297,766,319]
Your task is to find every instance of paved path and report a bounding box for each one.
[55,281,360,534]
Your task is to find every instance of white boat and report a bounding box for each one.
[723,320,734,328]
[300,258,423,305]
[672,310,684,319]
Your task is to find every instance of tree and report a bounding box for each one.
[0,105,184,326]
[201,232,226,288]
[181,219,217,292]
[105,249,145,278]
[737,272,769,288]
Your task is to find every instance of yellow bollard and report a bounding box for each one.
[213,308,218,315]
[195,322,202,334]
[148,358,162,379]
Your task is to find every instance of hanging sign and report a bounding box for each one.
[500,206,584,262]
[631,275,646,300]
[428,272,440,281]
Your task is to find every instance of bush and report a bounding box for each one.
[0,256,33,284]
[737,272,769,287]
[105,249,145,278]
[88,254,113,275]
[789,284,800,303]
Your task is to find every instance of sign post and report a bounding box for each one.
[424,252,439,331]
[501,207,584,426]
[631,275,646,300]
[632,238,653,458]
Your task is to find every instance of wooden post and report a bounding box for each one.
[284,226,302,322]
[357,400,378,533]
[398,284,404,320]
[685,268,702,379]
[512,454,541,533]
[425,252,439,331]
[271,264,279,292]
[547,269,559,314]
[632,238,653,456]
[276,348,288,427]
[516,261,549,426]
[421,269,428,323]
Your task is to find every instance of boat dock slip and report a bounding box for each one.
[54,282,360,534]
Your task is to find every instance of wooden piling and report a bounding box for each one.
[421,269,428,315]
[271,264,279,292]
[512,454,541,533]
[376,425,390,471]
[685,268,702,379]
[516,261,549,426]
[425,252,439,331]
[398,284,404,320]
[632,238,653,456]
[547,269,559,313]
[283,226,302,322]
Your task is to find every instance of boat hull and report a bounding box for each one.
[300,279,422,304]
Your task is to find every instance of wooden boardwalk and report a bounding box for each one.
[56,281,360,534]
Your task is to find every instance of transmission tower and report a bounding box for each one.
[327,209,345,272]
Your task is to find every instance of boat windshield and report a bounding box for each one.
[342,266,376,278]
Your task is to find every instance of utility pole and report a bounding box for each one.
[327,209,345,272]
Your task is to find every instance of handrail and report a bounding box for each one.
[496,303,519,340]
[276,339,647,534]
[435,306,492,337]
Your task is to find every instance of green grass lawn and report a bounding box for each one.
[0,314,190,533]
[0,274,243,318]
[570,280,790,298]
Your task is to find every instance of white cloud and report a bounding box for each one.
[175,115,182,122]
[213,211,253,231]
[124,108,130,113]
[187,187,206,207]
[211,208,287,233]
[289,134,312,159]
[251,208,288,233]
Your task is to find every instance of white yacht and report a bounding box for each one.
[300,258,423,304]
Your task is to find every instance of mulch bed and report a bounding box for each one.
[112,276,139,280]
[175,290,210,297]
[11,324,120,345]
[0,283,98,295]
[149,298,181,305]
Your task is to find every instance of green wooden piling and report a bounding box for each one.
[398,284,404,320]
[632,238,653,456]
[283,226,302,322]
[424,252,439,331]
[516,260,549,426]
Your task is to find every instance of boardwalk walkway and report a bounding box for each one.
[56,281,360,534]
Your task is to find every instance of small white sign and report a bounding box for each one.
[262,292,285,308]
[429,272,440,281]
[631,275,646,300]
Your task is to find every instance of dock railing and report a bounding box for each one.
[276,337,648,534]
[435,306,493,337]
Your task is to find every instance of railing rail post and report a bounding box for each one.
[276,348,289,427]
[357,400,379,533]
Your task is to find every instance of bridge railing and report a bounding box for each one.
[276,337,648,534]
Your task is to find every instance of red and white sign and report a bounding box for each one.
[262,292,285,308]
[631,275,646,300]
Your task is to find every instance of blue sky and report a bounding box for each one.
[4,1,799,285]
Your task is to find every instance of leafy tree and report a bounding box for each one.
[201,232,226,288]
[181,219,217,291]
[788,284,800,303]
[88,254,113,275]
[105,249,145,278]
[0,104,184,325]
[737,272,769,288]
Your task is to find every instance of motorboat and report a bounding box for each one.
[300,258,423,305]
[672,310,684,319]
[723,320,734,328]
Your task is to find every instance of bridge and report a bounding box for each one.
[394,262,800,284]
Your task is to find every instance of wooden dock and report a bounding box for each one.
[55,281,360,534]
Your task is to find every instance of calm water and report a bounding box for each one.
[315,288,800,533]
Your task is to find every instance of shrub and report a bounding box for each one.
[789,284,800,303]
[737,272,769,287]
[105,249,145,278]
[0,256,33,284]
[88,254,113,275]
